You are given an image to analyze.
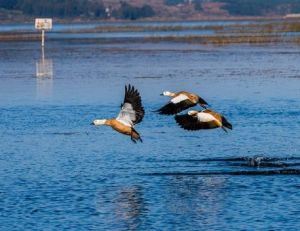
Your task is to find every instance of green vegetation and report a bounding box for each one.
[0,0,18,10]
[0,0,106,18]
[218,0,300,16]
[112,2,155,20]
[194,0,203,11]
[164,0,185,6]
[0,0,155,19]
[2,0,300,19]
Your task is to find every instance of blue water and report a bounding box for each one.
[0,38,300,230]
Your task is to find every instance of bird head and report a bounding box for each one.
[160,91,174,96]
[91,119,107,126]
[188,110,198,116]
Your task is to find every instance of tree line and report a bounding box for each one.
[219,0,300,16]
[0,0,155,19]
[164,0,300,15]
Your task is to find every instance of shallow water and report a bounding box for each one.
[0,35,300,230]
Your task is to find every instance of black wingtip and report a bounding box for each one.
[158,110,174,115]
[174,114,184,126]
[156,104,180,115]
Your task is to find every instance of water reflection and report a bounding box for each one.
[115,185,147,230]
[36,47,53,99]
[96,185,147,230]
[164,176,227,226]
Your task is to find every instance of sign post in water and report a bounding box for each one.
[35,18,52,47]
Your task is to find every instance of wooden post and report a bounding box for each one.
[42,29,45,47]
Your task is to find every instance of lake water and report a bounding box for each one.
[0,25,300,230]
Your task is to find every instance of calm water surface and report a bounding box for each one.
[0,35,300,230]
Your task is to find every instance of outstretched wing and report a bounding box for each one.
[158,94,196,115]
[116,84,144,126]
[175,114,218,131]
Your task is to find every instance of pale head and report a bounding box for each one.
[188,110,198,116]
[91,119,107,126]
[161,91,175,97]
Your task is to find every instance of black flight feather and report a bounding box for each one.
[123,84,145,124]
[158,99,196,115]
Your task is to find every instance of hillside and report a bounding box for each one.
[1,0,300,21]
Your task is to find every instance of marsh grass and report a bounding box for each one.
[221,21,300,34]
[1,20,300,44]
[0,32,40,41]
[61,25,224,33]
[143,35,286,44]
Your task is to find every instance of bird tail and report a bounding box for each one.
[222,116,232,130]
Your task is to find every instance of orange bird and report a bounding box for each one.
[91,85,145,143]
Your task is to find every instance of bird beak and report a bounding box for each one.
[90,122,95,125]
[160,93,163,96]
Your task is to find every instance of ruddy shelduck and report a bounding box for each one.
[175,109,232,132]
[91,84,145,143]
[158,90,208,115]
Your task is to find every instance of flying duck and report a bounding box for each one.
[175,109,232,132]
[91,84,145,143]
[157,91,208,115]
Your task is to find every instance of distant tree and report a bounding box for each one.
[164,0,185,5]
[219,0,300,16]
[0,0,18,10]
[140,5,155,18]
[112,2,155,20]
[9,0,106,18]
[194,0,203,11]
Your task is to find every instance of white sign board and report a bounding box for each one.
[35,18,52,30]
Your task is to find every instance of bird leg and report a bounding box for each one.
[221,126,228,133]
[130,137,137,143]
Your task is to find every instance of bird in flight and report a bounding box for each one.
[157,90,208,115]
[175,109,232,132]
[91,84,145,143]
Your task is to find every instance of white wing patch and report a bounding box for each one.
[116,118,133,127]
[116,103,136,127]
[171,94,189,104]
[197,112,217,122]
